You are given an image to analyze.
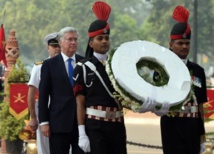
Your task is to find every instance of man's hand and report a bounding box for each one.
[152,102,170,116]
[29,118,38,131]
[136,97,157,113]
[41,124,51,137]
[199,142,205,154]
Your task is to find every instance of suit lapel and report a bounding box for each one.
[75,54,83,63]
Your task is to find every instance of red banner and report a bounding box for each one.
[0,24,7,67]
[9,83,28,120]
[204,88,214,120]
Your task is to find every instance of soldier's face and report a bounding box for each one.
[48,44,61,58]
[89,34,110,54]
[170,39,190,59]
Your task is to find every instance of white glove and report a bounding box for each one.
[137,97,157,113]
[78,125,91,153]
[199,142,205,154]
[152,102,170,116]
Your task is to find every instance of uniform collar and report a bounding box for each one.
[93,52,108,62]
[181,59,187,64]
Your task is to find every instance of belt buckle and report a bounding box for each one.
[187,106,191,113]
[106,111,116,119]
[191,106,197,113]
[182,106,197,114]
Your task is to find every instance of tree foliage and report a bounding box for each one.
[8,58,29,83]
[0,0,149,64]
[0,0,213,69]
[140,0,214,67]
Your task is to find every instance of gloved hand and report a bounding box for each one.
[137,97,157,113]
[199,142,205,154]
[152,102,170,116]
[78,125,91,153]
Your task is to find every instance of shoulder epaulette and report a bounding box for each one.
[34,61,43,65]
[77,62,83,66]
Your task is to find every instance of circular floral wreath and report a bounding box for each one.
[106,40,192,112]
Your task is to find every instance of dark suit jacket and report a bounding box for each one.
[38,53,83,133]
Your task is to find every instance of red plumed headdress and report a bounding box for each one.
[86,1,112,58]
[170,6,191,40]
[88,1,111,38]
[92,1,111,21]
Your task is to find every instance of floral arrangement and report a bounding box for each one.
[106,48,142,111]
[106,41,192,112]
[19,120,36,141]
[107,48,186,112]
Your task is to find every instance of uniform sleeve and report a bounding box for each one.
[28,64,41,89]
[198,69,207,104]
[73,63,86,96]
[38,61,51,123]
[198,69,207,140]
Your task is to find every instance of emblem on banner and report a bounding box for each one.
[9,83,29,120]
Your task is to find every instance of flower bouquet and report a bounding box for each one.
[19,120,36,141]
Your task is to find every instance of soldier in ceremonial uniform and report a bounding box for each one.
[73,1,127,154]
[160,6,207,154]
[28,32,60,154]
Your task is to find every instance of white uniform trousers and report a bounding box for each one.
[36,102,50,154]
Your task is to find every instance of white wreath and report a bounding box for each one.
[106,40,191,111]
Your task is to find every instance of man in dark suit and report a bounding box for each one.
[39,27,84,154]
